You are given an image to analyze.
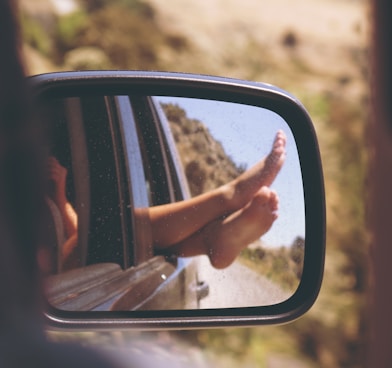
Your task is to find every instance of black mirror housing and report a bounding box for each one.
[31,71,325,330]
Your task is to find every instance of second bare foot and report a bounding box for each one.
[207,186,279,269]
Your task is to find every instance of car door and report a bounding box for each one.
[45,94,204,312]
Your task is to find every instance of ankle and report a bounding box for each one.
[215,183,232,209]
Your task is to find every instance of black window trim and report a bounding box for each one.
[146,96,191,202]
[112,95,154,265]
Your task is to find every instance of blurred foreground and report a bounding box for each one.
[22,0,369,366]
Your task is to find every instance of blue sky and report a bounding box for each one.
[157,96,305,247]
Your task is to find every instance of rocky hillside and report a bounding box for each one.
[162,103,242,196]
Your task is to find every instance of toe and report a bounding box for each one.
[253,186,271,205]
[269,190,279,211]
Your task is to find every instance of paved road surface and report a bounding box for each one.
[196,256,291,309]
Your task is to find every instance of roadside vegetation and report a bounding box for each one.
[240,237,304,292]
[20,0,369,366]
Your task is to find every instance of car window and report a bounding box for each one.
[130,96,173,206]
[81,96,126,267]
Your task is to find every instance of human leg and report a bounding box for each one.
[150,130,285,248]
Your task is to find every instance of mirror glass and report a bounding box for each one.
[42,94,305,312]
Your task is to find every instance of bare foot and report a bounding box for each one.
[221,130,286,212]
[207,186,279,269]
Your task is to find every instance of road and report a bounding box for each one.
[196,256,291,309]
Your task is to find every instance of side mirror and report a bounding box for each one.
[31,71,325,329]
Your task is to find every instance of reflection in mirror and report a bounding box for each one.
[43,95,305,312]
